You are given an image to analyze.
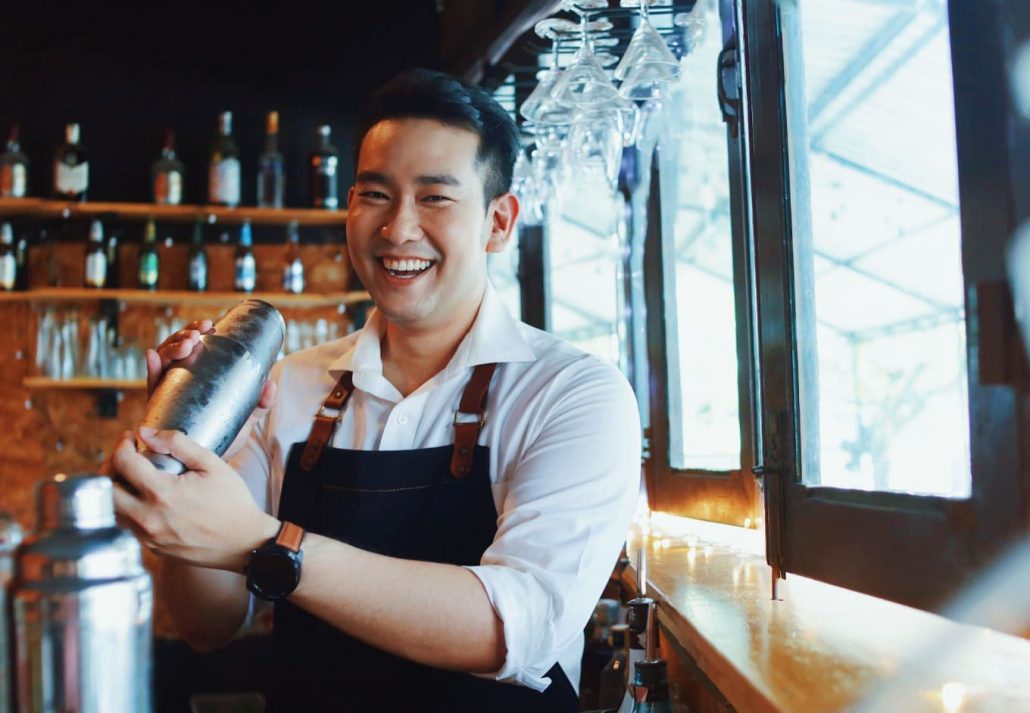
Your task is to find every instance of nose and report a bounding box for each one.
[379,200,423,245]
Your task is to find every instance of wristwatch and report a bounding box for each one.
[245,521,305,601]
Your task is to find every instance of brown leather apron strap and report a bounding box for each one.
[299,371,355,471]
[451,363,498,478]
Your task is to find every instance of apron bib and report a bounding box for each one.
[269,364,578,712]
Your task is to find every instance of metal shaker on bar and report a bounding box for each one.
[0,513,23,713]
[12,474,153,713]
[140,298,286,474]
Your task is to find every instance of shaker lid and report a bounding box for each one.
[37,474,116,530]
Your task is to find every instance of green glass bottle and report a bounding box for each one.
[138,218,159,290]
[630,659,674,713]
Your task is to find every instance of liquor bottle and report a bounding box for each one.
[84,219,107,289]
[138,218,160,290]
[152,130,185,206]
[282,221,304,294]
[54,123,88,201]
[0,222,17,291]
[188,220,208,292]
[257,111,285,208]
[598,624,630,710]
[209,111,241,207]
[0,124,29,198]
[309,124,339,209]
[105,231,120,288]
[14,229,28,290]
[619,597,654,713]
[629,659,673,713]
[234,220,256,293]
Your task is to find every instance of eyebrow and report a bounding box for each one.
[354,171,462,187]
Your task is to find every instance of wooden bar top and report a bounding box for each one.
[623,514,1030,713]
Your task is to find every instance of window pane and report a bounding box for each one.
[547,188,627,370]
[665,0,741,471]
[785,0,971,497]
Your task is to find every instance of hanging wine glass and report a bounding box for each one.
[520,18,581,125]
[616,0,680,100]
[551,0,620,109]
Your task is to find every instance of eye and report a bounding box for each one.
[422,194,453,204]
[358,190,389,201]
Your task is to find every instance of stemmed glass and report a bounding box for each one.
[520,18,580,126]
[551,1,619,109]
[617,0,681,102]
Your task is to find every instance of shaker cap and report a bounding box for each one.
[37,474,116,531]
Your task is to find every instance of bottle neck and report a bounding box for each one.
[219,114,233,137]
[65,124,80,145]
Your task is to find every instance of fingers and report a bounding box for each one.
[138,427,223,476]
[112,479,148,529]
[145,349,163,396]
[110,430,165,498]
[146,319,214,396]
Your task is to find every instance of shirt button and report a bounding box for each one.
[397,414,409,425]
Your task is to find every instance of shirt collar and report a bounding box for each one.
[328,282,536,385]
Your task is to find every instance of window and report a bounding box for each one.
[743,0,1025,607]
[642,0,759,527]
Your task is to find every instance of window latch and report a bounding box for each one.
[717,39,741,139]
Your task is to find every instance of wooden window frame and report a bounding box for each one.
[742,0,1030,609]
[641,0,762,528]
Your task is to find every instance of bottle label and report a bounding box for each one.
[155,170,183,205]
[189,255,208,291]
[56,161,89,196]
[283,261,304,294]
[1,164,26,198]
[209,158,241,205]
[311,156,339,209]
[85,251,107,288]
[236,254,256,291]
[139,252,159,288]
[0,254,16,290]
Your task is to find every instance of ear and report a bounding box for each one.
[346,185,356,208]
[485,192,520,254]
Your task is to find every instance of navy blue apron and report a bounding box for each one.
[269,364,578,712]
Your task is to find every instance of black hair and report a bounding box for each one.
[353,68,520,207]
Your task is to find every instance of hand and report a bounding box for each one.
[110,428,280,572]
[145,318,277,459]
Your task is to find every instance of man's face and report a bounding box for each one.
[346,118,513,333]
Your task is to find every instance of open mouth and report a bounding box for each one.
[380,257,436,279]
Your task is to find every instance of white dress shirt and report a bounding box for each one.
[230,282,641,693]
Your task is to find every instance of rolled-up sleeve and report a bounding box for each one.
[465,358,641,690]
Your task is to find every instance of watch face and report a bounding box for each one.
[248,549,300,599]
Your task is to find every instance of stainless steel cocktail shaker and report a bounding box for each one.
[139,298,286,474]
[0,513,23,713]
[12,474,153,713]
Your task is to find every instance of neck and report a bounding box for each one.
[381,290,486,397]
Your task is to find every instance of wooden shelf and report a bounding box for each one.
[23,376,146,390]
[0,287,371,309]
[0,198,347,227]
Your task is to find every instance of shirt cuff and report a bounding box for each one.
[463,563,558,693]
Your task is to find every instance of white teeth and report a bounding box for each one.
[382,258,433,272]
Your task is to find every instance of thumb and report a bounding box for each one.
[258,379,277,410]
[138,427,222,475]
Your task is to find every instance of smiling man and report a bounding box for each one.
[109,69,640,712]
